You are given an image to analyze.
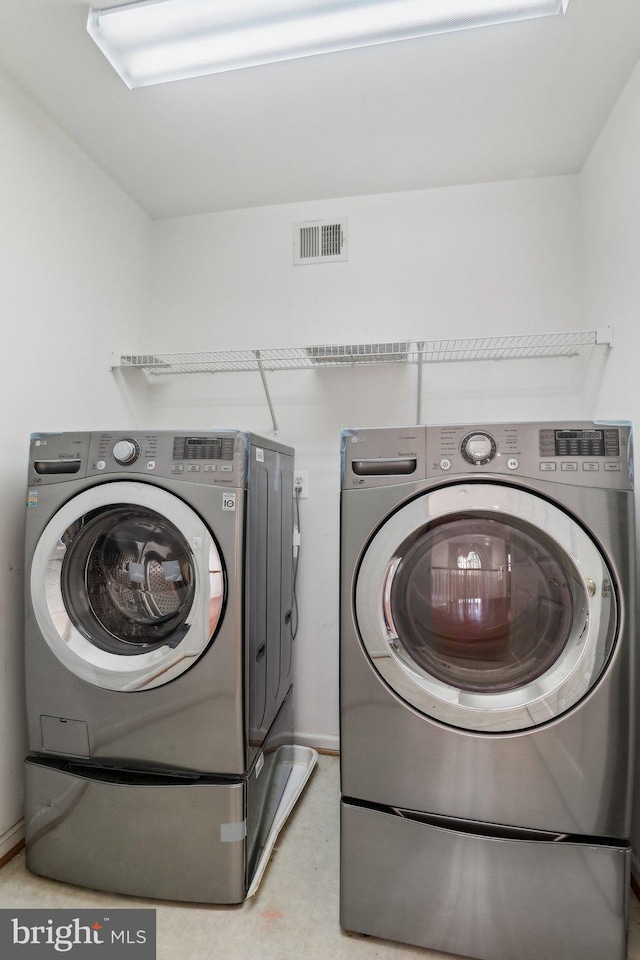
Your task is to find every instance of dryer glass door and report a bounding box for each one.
[31,482,225,691]
[355,484,617,732]
[386,515,575,694]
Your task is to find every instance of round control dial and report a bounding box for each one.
[113,439,140,465]
[461,432,497,466]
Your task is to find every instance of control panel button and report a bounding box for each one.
[113,439,139,465]
[439,458,452,471]
[604,462,621,472]
[583,462,600,471]
[146,460,156,471]
[506,458,519,471]
[204,464,217,473]
[171,464,184,474]
[187,464,201,472]
[96,460,106,471]
[561,462,578,471]
[540,462,557,471]
[220,464,233,473]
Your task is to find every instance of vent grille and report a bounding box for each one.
[321,223,342,257]
[294,219,347,265]
[300,226,319,260]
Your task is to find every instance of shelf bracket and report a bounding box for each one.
[596,325,613,347]
[416,341,425,425]
[255,350,279,436]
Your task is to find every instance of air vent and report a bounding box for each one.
[294,219,347,265]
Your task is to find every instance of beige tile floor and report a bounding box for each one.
[1,754,640,959]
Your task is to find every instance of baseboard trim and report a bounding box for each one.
[294,732,340,754]
[0,820,25,868]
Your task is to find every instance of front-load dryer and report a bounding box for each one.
[340,421,635,960]
[24,430,296,902]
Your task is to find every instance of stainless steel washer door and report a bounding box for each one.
[31,482,225,691]
[355,484,617,732]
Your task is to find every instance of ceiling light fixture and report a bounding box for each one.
[87,0,570,89]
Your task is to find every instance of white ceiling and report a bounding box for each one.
[0,0,639,220]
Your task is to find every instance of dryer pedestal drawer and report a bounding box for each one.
[340,799,630,960]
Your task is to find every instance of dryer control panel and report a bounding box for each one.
[341,421,633,490]
[429,421,631,489]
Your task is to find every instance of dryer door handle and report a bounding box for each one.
[382,557,401,640]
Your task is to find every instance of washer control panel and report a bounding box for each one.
[172,435,236,462]
[27,431,255,487]
[89,432,247,484]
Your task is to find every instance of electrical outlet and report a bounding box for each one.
[294,470,309,499]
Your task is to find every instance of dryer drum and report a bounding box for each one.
[388,515,578,694]
[355,480,614,733]
[60,506,195,654]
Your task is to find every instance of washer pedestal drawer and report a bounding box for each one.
[25,759,249,903]
[340,798,630,960]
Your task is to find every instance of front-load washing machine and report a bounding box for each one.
[24,429,296,902]
[340,421,635,960]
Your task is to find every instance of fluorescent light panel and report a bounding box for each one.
[87,0,570,89]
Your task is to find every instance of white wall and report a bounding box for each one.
[0,68,151,856]
[580,55,640,860]
[147,175,585,749]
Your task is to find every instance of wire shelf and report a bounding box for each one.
[113,328,610,376]
[420,329,606,363]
